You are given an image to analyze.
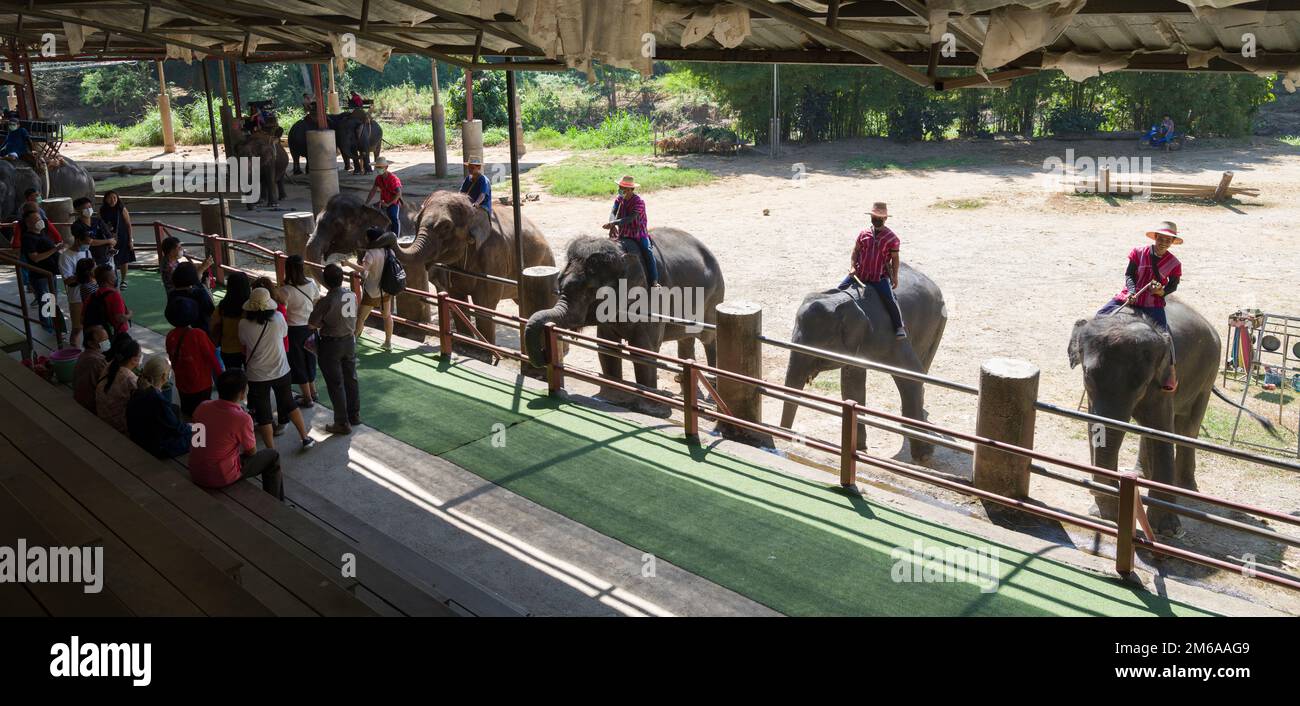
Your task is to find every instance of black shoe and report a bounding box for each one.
[301,436,316,450]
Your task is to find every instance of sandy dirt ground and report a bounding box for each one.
[62,134,1300,612]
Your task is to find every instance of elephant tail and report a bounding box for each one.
[1211,387,1282,439]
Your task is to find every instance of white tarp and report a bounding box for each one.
[680,4,752,49]
[1042,51,1132,82]
[977,0,1085,73]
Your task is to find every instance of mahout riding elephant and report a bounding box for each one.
[1069,300,1277,536]
[524,230,724,417]
[780,263,947,461]
[230,127,288,208]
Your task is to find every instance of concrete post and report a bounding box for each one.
[431,61,447,178]
[518,265,559,376]
[327,60,341,114]
[157,60,176,154]
[461,119,483,166]
[972,357,1040,499]
[715,301,772,446]
[199,198,233,285]
[281,212,314,260]
[306,129,339,216]
[41,197,73,228]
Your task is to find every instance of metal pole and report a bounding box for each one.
[200,59,228,239]
[230,59,242,116]
[506,59,524,286]
[313,63,327,130]
[465,65,474,121]
[770,63,778,158]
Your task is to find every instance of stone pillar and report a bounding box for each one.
[431,61,447,178]
[461,119,483,165]
[972,357,1040,499]
[157,60,175,154]
[715,301,771,446]
[199,198,233,285]
[518,265,559,376]
[327,61,341,114]
[306,129,339,216]
[281,212,314,260]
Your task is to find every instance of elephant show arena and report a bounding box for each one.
[62,134,1300,612]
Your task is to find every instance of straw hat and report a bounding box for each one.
[243,287,278,312]
[868,202,889,219]
[467,156,483,166]
[617,175,639,189]
[1145,221,1183,244]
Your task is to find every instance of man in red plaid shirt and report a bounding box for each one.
[838,202,906,339]
[601,175,660,287]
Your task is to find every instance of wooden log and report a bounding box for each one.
[1212,171,1235,201]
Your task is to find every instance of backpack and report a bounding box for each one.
[82,289,110,329]
[379,248,406,296]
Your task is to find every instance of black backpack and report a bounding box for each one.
[379,248,406,296]
[82,289,110,329]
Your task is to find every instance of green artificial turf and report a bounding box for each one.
[124,270,1215,616]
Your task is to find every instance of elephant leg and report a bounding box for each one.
[277,176,287,201]
[841,365,868,450]
[1134,399,1180,536]
[595,325,625,400]
[630,331,670,418]
[702,332,717,368]
[1090,423,1128,521]
[1174,392,1210,492]
[292,156,301,175]
[888,344,933,462]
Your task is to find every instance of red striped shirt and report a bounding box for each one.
[852,226,899,283]
[1116,245,1181,308]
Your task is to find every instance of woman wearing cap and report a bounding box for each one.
[1096,221,1184,391]
[838,202,906,339]
[602,175,659,287]
[347,226,397,350]
[366,157,403,237]
[459,157,493,215]
[238,287,315,451]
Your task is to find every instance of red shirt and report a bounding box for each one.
[1115,246,1181,309]
[375,171,402,204]
[188,399,256,488]
[852,226,900,283]
[166,326,222,394]
[88,287,129,334]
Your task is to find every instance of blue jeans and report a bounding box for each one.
[630,237,659,285]
[1097,300,1174,363]
[384,202,401,238]
[839,276,904,330]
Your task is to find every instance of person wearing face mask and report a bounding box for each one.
[58,227,103,347]
[1,118,37,170]
[71,196,115,277]
[19,205,65,334]
[96,333,143,435]
[99,191,134,290]
[73,325,111,414]
[11,190,62,250]
[838,202,906,340]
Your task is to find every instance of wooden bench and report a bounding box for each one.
[0,353,519,616]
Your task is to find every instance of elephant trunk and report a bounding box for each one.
[524,298,574,368]
[780,350,819,429]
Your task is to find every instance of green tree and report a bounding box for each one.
[448,71,509,128]
[80,64,155,115]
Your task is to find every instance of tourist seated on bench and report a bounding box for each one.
[96,334,142,434]
[2,118,37,170]
[73,325,110,414]
[189,370,284,500]
[127,354,192,459]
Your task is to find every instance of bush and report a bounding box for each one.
[483,126,509,146]
[534,159,713,197]
[1045,106,1106,134]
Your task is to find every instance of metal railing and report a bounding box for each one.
[147,222,1300,593]
[0,250,67,355]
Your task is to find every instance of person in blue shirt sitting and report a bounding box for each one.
[2,118,36,169]
[459,157,493,215]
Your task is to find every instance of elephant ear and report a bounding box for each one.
[1068,318,1089,369]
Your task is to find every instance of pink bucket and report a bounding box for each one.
[49,347,82,384]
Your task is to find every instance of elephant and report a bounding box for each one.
[401,191,555,351]
[230,128,288,209]
[780,264,947,462]
[1069,300,1277,536]
[524,230,725,417]
[335,108,383,175]
[287,113,343,175]
[304,191,417,265]
[0,157,95,217]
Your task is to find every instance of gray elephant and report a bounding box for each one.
[230,127,288,208]
[287,113,343,175]
[0,157,95,217]
[524,231,724,417]
[1069,301,1276,536]
[335,109,382,175]
[780,264,947,461]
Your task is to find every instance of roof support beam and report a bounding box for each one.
[388,0,543,54]
[150,1,320,54]
[726,0,932,86]
[892,0,983,55]
[0,2,236,59]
